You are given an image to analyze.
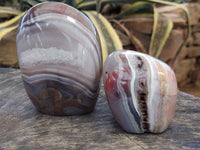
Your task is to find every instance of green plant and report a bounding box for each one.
[0,0,191,66]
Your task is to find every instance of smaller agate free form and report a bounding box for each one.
[103,51,177,133]
[16,2,102,115]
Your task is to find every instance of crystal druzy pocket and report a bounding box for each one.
[103,50,177,133]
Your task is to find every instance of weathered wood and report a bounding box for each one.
[0,70,200,150]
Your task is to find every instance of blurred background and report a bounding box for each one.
[0,0,199,97]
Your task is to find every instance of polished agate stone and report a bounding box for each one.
[103,50,177,133]
[16,2,102,115]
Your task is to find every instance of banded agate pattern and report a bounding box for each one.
[103,51,177,133]
[17,2,102,115]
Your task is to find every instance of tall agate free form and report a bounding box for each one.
[103,51,177,133]
[16,2,102,115]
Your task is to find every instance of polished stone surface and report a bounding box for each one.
[103,51,177,133]
[0,70,200,149]
[16,2,102,115]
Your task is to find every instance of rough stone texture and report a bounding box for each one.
[120,17,153,34]
[157,3,200,26]
[193,32,200,46]
[0,70,200,150]
[188,58,200,88]
[192,23,200,33]
[159,29,184,62]
[187,46,200,58]
[175,58,196,85]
